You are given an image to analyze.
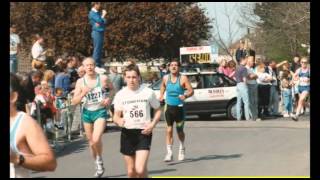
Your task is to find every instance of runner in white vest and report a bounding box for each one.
[72,57,114,178]
[10,73,56,178]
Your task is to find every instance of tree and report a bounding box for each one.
[10,2,212,62]
[238,2,310,60]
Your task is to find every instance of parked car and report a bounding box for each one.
[150,71,237,120]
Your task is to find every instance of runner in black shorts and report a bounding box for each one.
[113,64,161,178]
[159,59,194,162]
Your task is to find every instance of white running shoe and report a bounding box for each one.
[283,113,290,118]
[178,148,185,161]
[164,153,173,162]
[94,160,105,178]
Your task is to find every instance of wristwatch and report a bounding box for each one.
[18,154,25,165]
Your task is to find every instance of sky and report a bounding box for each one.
[198,2,252,46]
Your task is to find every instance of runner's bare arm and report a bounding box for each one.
[113,110,125,127]
[12,115,57,171]
[141,107,161,135]
[181,75,194,99]
[71,79,89,105]
[159,75,168,101]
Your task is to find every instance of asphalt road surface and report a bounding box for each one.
[31,115,310,178]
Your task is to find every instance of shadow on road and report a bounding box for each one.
[167,154,242,166]
[55,139,88,158]
[106,168,176,178]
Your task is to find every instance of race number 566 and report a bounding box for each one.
[130,110,144,118]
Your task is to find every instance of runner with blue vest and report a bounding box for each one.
[159,59,194,162]
[72,57,114,177]
[292,57,310,121]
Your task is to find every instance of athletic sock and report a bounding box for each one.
[179,141,185,150]
[167,145,173,154]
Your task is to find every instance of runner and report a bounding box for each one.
[292,57,310,121]
[159,59,194,162]
[113,64,161,178]
[10,73,56,178]
[71,57,114,178]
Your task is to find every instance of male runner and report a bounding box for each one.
[72,57,114,177]
[159,59,194,162]
[113,64,161,178]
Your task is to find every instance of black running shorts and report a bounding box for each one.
[164,104,185,126]
[120,128,152,156]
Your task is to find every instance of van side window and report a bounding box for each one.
[189,75,203,89]
[204,74,224,88]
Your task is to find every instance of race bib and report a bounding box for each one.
[85,88,104,105]
[299,77,310,86]
[124,104,147,128]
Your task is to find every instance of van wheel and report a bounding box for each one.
[227,101,237,120]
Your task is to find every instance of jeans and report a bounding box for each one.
[236,83,251,121]
[282,89,293,113]
[10,54,18,73]
[269,85,279,115]
[248,84,258,120]
[91,31,104,67]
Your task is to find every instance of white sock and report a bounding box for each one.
[96,156,102,162]
[179,141,185,150]
[167,145,173,154]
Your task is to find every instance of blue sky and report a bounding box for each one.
[198,2,251,45]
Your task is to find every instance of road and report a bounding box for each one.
[30,115,310,178]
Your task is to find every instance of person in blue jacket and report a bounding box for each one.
[88,2,107,68]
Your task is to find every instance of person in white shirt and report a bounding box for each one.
[246,56,260,121]
[31,34,46,71]
[256,60,273,119]
[10,24,20,73]
[113,64,161,178]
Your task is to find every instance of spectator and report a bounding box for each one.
[45,49,55,71]
[67,56,80,90]
[77,65,86,78]
[108,66,123,93]
[158,63,168,79]
[88,2,107,68]
[31,34,46,71]
[291,55,301,73]
[268,60,281,117]
[246,56,260,121]
[54,61,71,96]
[227,60,236,80]
[10,24,21,73]
[235,40,245,64]
[32,83,56,131]
[279,62,294,117]
[290,55,301,110]
[243,41,256,58]
[43,70,55,94]
[256,60,273,118]
[235,57,251,121]
[54,87,67,130]
[218,59,231,77]
[20,70,43,106]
